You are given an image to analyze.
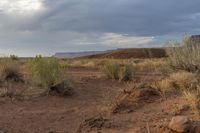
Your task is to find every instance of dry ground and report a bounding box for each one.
[0,65,198,133]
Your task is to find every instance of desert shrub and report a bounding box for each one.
[59,60,69,70]
[60,63,69,69]
[119,65,133,81]
[0,58,21,81]
[10,55,19,60]
[103,60,133,81]
[103,60,120,80]
[166,36,200,72]
[27,57,63,92]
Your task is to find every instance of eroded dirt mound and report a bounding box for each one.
[50,80,74,96]
[112,87,160,113]
[77,116,112,133]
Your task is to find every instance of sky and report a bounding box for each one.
[0,0,200,57]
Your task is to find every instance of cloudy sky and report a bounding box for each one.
[0,0,200,56]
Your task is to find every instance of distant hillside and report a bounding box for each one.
[190,35,200,42]
[54,51,111,58]
[81,48,166,59]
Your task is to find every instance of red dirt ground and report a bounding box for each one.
[0,67,197,133]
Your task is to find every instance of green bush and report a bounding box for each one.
[103,60,120,80]
[27,57,63,92]
[103,60,133,81]
[10,55,19,60]
[166,36,200,72]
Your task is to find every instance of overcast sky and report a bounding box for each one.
[0,0,200,56]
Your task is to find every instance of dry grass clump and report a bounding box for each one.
[152,71,198,99]
[0,58,21,82]
[102,60,133,81]
[27,57,64,93]
[183,88,200,110]
[133,59,168,74]
[166,36,200,72]
[103,60,120,80]
[154,71,197,91]
[59,60,69,70]
[152,78,174,98]
[156,79,173,91]
[119,64,133,81]
[169,71,198,90]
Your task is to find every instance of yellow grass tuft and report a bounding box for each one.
[183,89,200,110]
[169,71,198,90]
[102,60,134,81]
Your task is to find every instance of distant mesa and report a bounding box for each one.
[190,35,200,42]
[54,48,167,59]
[54,50,112,58]
[55,34,200,59]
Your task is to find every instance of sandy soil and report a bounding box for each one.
[0,67,196,133]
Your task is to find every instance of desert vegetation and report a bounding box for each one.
[1,37,200,133]
[27,57,63,90]
[0,58,22,82]
[166,36,200,72]
[165,37,200,112]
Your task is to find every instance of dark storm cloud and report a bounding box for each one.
[0,0,200,56]
[38,0,200,35]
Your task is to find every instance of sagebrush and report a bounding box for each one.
[103,60,133,81]
[27,57,64,91]
[166,36,200,72]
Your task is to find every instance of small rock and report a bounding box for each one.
[168,116,191,133]
[0,129,8,133]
